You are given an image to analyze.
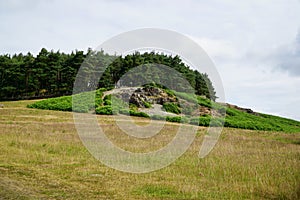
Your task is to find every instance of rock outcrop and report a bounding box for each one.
[129,87,177,107]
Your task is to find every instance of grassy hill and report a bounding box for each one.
[26,87,300,133]
[0,100,299,199]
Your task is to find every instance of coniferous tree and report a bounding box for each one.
[0,49,217,101]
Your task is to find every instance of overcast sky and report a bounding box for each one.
[1,0,300,120]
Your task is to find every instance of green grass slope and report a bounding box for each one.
[27,89,300,133]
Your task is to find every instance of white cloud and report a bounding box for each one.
[190,36,238,60]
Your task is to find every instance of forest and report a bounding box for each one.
[0,48,216,101]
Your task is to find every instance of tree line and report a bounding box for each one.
[0,48,216,101]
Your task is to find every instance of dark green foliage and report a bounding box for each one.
[95,106,149,118]
[118,109,150,118]
[110,53,217,98]
[166,116,189,123]
[95,106,113,115]
[0,49,216,101]
[163,103,181,114]
[95,89,105,107]
[166,116,182,123]
[129,110,150,118]
[0,49,88,100]
[103,95,112,106]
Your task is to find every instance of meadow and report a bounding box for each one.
[0,100,299,199]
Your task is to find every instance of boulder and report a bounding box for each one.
[128,87,177,108]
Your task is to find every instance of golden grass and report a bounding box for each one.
[0,100,299,199]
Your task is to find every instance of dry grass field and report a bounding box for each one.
[0,100,299,199]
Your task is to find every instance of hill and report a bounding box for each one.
[27,86,300,133]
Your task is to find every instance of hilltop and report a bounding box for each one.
[1,48,300,132]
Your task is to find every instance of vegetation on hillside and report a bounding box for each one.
[0,49,216,100]
[27,88,300,133]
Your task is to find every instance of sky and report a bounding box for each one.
[1,0,300,121]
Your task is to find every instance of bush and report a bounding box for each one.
[163,103,181,114]
[129,103,138,111]
[129,110,150,118]
[197,96,212,108]
[166,116,182,123]
[198,116,211,126]
[95,106,113,115]
[103,94,112,105]
[143,101,152,108]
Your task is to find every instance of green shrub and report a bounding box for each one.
[129,110,150,118]
[143,101,152,108]
[197,96,212,108]
[166,116,182,123]
[129,103,138,111]
[163,103,181,114]
[95,106,113,115]
[103,94,112,105]
[104,99,111,106]
[198,116,211,126]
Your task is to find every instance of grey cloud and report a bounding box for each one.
[272,30,300,76]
